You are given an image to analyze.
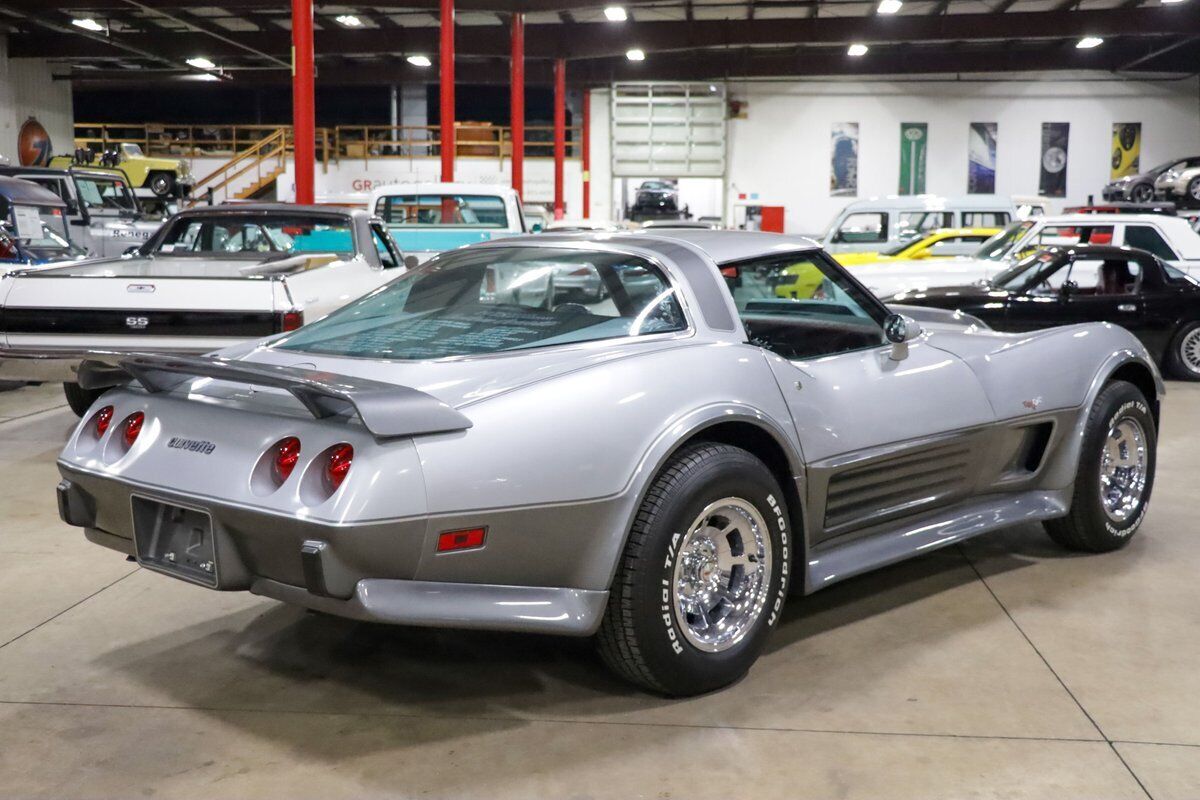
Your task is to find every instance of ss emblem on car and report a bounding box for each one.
[125,316,150,330]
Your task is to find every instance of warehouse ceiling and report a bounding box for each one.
[1,0,1197,86]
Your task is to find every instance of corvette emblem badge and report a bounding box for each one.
[1023,397,1042,411]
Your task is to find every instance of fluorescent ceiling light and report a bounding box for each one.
[186,56,217,70]
[407,55,432,67]
[604,6,628,21]
[1076,36,1103,48]
[335,14,363,27]
[1160,0,1184,4]
[194,73,220,82]
[877,0,903,13]
[626,48,645,61]
[72,18,105,32]
[847,43,869,56]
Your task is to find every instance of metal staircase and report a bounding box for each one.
[188,127,289,205]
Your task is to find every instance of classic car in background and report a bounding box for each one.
[820,195,1016,253]
[888,244,1200,380]
[833,227,1000,266]
[371,182,526,264]
[50,143,195,198]
[522,202,551,232]
[56,229,1161,696]
[851,213,1200,298]
[1154,161,1200,209]
[0,164,163,257]
[0,204,406,413]
[0,177,88,266]
[628,179,683,222]
[1102,156,1200,204]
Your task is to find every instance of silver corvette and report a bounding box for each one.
[56,230,1162,696]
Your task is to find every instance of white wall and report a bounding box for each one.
[724,77,1200,235]
[587,77,1200,235]
[0,36,74,161]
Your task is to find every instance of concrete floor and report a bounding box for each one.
[1,382,1199,799]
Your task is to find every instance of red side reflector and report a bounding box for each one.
[720,266,739,278]
[437,527,487,553]
[282,310,304,332]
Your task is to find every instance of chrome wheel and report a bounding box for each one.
[1180,328,1200,375]
[671,497,772,653]
[1190,179,1200,203]
[1099,417,1148,523]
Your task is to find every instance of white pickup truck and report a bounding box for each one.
[0,203,407,414]
[370,182,528,264]
[851,213,1200,298]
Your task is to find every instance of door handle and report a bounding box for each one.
[1117,303,1137,312]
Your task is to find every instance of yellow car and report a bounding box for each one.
[834,227,1001,266]
[50,143,194,198]
[773,227,999,299]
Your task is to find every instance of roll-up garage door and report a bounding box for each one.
[610,82,726,178]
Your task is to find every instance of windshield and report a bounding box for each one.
[991,251,1060,289]
[275,246,686,360]
[75,174,138,215]
[974,221,1034,261]
[1,204,85,262]
[376,194,510,228]
[121,143,145,158]
[153,214,355,258]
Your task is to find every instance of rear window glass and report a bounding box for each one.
[376,194,509,228]
[276,246,685,360]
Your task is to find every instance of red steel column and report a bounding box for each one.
[553,58,565,219]
[291,0,315,204]
[581,89,591,219]
[439,0,455,182]
[510,13,524,199]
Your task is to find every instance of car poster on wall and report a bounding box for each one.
[1039,122,1070,198]
[830,122,859,196]
[967,122,997,194]
[898,123,927,195]
[1111,122,1142,180]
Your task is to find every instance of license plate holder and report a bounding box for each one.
[131,495,220,588]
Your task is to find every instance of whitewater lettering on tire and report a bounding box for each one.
[662,532,683,654]
[766,493,789,627]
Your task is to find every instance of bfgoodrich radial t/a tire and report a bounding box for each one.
[596,442,791,696]
[1045,380,1156,553]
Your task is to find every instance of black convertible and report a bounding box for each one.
[889,244,1200,380]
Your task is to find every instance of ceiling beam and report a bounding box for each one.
[119,0,290,67]
[14,6,1198,62]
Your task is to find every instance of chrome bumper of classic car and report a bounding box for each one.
[57,466,613,636]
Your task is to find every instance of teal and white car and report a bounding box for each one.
[370,182,527,264]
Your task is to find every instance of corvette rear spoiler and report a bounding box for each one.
[77,353,472,439]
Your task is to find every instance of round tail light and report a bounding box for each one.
[92,405,114,437]
[122,411,144,448]
[325,443,353,491]
[272,437,302,483]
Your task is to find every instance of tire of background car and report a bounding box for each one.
[62,382,107,417]
[1166,321,1200,381]
[1188,177,1200,207]
[147,171,175,197]
[1045,380,1156,553]
[1130,182,1155,204]
[596,442,791,696]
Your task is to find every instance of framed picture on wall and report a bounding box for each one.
[1039,122,1070,198]
[830,122,859,197]
[899,123,927,195]
[1111,122,1142,180]
[967,122,997,194]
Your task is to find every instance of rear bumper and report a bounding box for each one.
[252,577,607,636]
[58,464,619,636]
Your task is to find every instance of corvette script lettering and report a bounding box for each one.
[167,437,216,455]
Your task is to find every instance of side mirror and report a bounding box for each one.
[530,223,543,233]
[403,255,419,270]
[884,313,923,361]
[1060,279,1078,297]
[123,245,141,256]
